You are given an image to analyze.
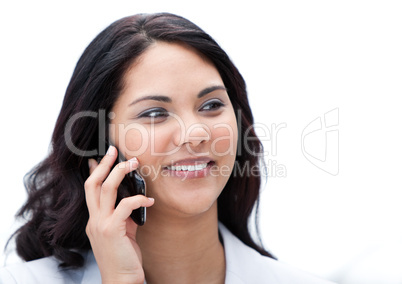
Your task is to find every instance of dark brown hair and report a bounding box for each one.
[10,13,275,267]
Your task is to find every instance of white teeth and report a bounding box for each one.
[167,163,208,171]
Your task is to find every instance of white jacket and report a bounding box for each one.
[0,224,335,283]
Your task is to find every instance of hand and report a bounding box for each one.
[84,146,154,284]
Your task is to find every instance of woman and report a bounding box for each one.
[0,13,333,283]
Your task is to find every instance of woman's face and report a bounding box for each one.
[110,42,238,217]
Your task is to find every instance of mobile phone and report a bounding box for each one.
[120,169,147,226]
[98,145,147,226]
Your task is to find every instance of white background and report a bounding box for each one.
[1,1,401,283]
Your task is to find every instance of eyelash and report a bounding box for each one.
[138,108,169,119]
[200,99,225,112]
[137,99,225,119]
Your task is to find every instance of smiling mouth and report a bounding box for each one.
[165,161,214,172]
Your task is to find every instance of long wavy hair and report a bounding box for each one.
[10,13,275,267]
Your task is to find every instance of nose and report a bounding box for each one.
[172,114,211,148]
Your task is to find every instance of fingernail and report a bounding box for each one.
[106,145,114,156]
[148,197,154,202]
[128,157,138,169]
[129,157,138,163]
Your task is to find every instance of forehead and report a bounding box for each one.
[120,42,224,99]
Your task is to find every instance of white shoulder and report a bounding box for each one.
[0,256,68,284]
[219,223,335,284]
[0,251,100,284]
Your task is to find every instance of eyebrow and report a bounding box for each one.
[197,85,227,98]
[129,85,227,106]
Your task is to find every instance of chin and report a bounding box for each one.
[145,174,226,219]
[177,198,218,216]
[151,192,219,219]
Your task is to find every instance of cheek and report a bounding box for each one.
[111,123,178,158]
[147,124,178,156]
[124,124,175,168]
[111,123,150,158]
[210,117,238,157]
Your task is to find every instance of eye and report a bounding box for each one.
[200,99,225,112]
[138,108,169,119]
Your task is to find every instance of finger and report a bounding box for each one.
[85,158,100,213]
[99,157,139,216]
[113,195,154,222]
[84,146,117,214]
[88,158,98,175]
[87,146,118,187]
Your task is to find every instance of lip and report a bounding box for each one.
[164,156,213,168]
[162,157,215,179]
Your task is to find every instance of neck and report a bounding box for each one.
[136,202,225,284]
